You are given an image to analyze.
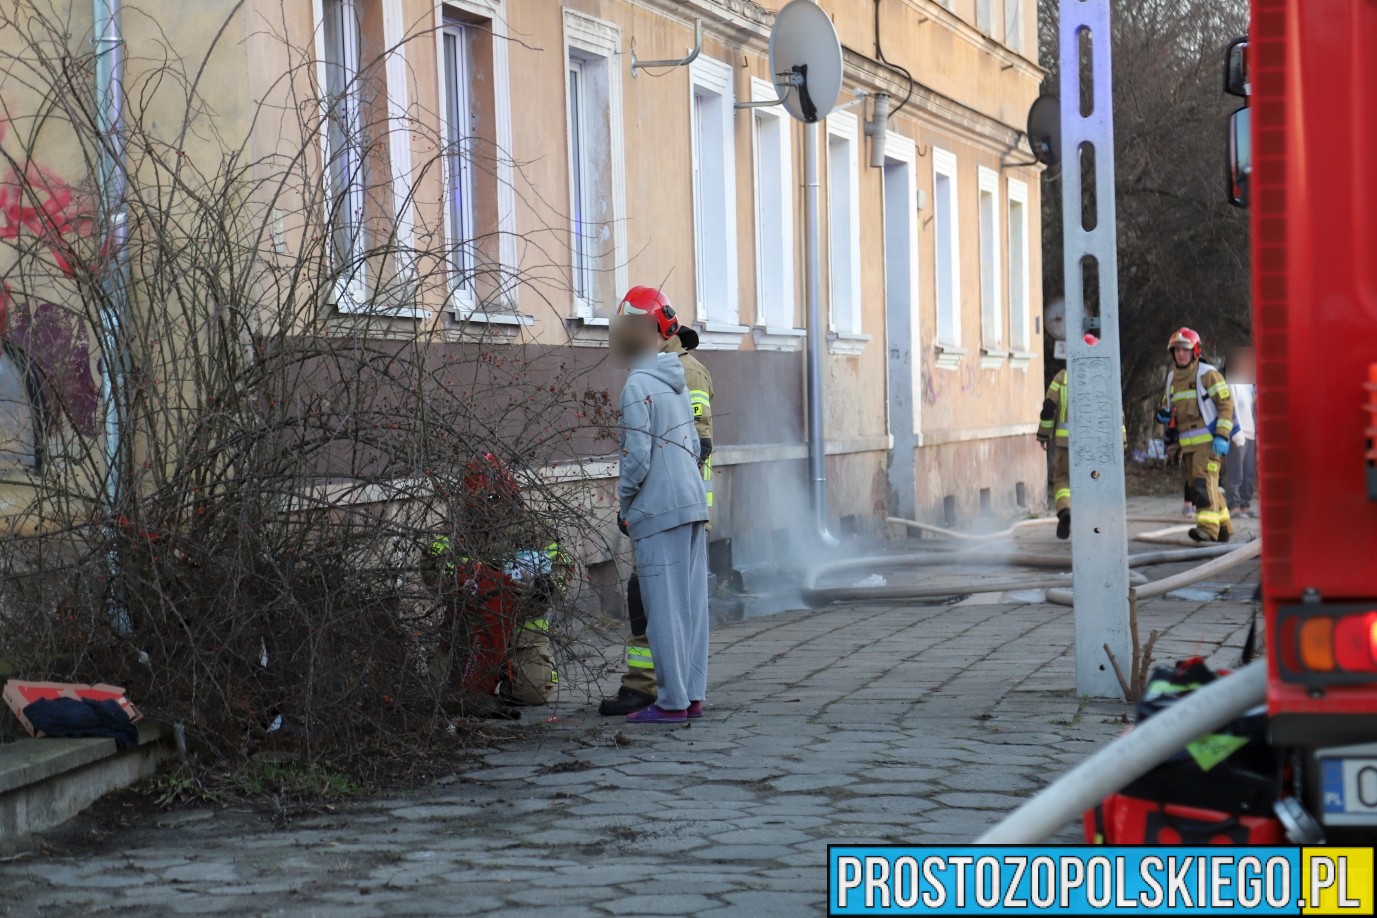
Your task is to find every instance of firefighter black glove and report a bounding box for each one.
[1155,407,1172,425]
[698,437,713,464]
[617,516,629,536]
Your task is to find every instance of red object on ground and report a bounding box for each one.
[1251,0,1377,740]
[449,563,521,696]
[1085,795,1286,846]
[3,680,142,737]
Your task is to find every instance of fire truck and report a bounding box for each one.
[1228,0,1377,839]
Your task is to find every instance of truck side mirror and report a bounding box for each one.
[1228,106,1252,208]
[1225,38,1249,97]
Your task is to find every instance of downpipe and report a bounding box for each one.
[803,118,839,548]
[977,661,1267,844]
[94,0,132,635]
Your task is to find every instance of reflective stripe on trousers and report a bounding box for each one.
[626,645,654,669]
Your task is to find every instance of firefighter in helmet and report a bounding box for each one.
[426,453,563,708]
[1036,335,1125,540]
[1156,328,1236,543]
[599,286,715,717]
[1038,367,1073,539]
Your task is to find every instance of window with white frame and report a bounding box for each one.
[442,20,477,309]
[440,2,521,320]
[751,77,795,334]
[978,166,1003,354]
[690,56,740,331]
[564,11,627,319]
[1005,0,1024,52]
[1007,178,1032,354]
[320,0,368,305]
[826,110,862,335]
[976,0,993,34]
[932,147,962,353]
[0,345,38,469]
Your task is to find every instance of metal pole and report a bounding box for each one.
[94,0,132,635]
[804,118,839,547]
[1061,0,1130,697]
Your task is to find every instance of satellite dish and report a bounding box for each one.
[1045,295,1067,343]
[1026,94,1062,167]
[768,0,843,124]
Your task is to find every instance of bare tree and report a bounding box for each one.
[1039,0,1251,438]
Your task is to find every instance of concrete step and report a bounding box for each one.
[1,722,172,840]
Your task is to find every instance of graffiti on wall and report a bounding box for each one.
[0,117,101,439]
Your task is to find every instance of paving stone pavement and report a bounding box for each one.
[0,510,1261,916]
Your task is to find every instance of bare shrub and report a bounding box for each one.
[0,1,619,771]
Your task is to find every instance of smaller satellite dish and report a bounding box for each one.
[1026,94,1062,167]
[769,0,843,124]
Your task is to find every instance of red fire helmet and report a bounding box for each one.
[1167,327,1202,359]
[616,286,681,341]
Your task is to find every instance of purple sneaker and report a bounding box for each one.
[626,704,687,724]
[687,701,703,719]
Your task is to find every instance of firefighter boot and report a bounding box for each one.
[1056,509,1071,540]
[599,686,655,716]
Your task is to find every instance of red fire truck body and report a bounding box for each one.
[1250,0,1377,828]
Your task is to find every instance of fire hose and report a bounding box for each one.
[803,541,1251,606]
[977,661,1267,844]
[805,519,1268,844]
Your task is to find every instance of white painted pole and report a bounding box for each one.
[1061,0,1131,697]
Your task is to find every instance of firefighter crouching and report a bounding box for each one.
[1157,328,1235,543]
[600,286,715,717]
[425,453,565,710]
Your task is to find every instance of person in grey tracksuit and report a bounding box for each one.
[616,341,710,724]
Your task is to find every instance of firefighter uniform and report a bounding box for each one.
[1039,370,1072,514]
[616,333,714,702]
[1163,361,1235,541]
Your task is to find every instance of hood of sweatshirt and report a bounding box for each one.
[631,352,687,393]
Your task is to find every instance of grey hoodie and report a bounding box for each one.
[618,352,708,540]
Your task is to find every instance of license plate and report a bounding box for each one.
[1320,755,1377,825]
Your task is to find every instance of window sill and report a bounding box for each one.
[934,344,966,371]
[979,348,1009,370]
[336,303,433,320]
[752,326,806,352]
[827,331,871,357]
[1009,350,1037,370]
[456,311,535,327]
[695,322,750,351]
[334,284,432,320]
[565,315,611,346]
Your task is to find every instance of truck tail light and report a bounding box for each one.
[1279,605,1377,684]
[1299,617,1336,671]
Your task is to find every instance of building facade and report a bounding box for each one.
[0,0,1045,579]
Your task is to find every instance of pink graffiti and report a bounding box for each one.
[0,160,95,276]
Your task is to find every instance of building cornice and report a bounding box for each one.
[624,0,1041,149]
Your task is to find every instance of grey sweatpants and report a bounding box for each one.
[632,520,709,711]
[1225,437,1257,508]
